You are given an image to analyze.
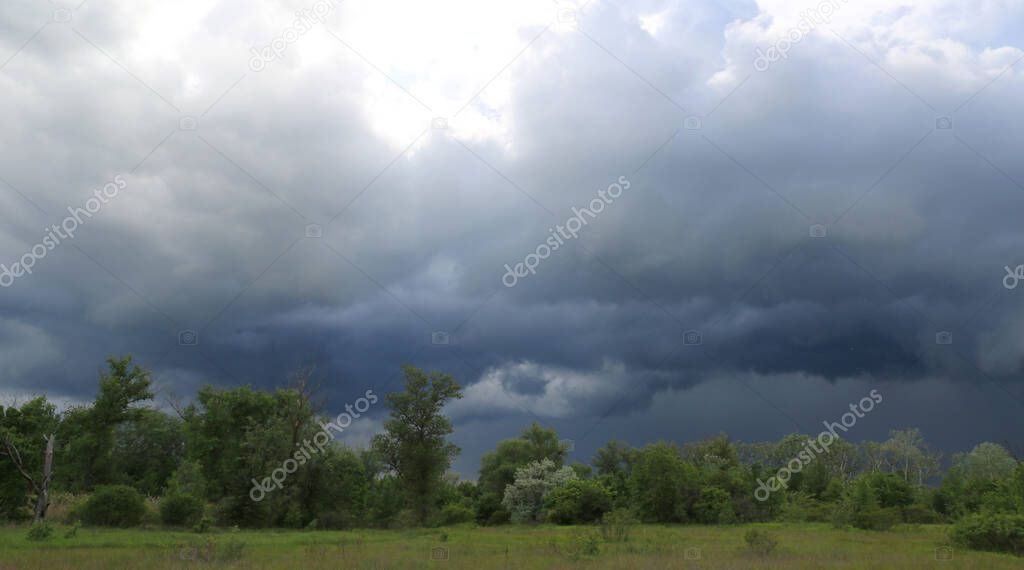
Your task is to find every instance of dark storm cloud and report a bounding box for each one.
[1,0,1023,474]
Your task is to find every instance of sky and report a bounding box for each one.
[1,0,1022,477]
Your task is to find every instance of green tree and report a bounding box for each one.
[592,439,634,477]
[59,356,154,491]
[478,423,568,498]
[545,479,612,524]
[629,442,699,523]
[109,409,185,495]
[372,366,463,525]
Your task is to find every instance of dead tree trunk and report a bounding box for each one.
[2,433,56,522]
[33,434,55,521]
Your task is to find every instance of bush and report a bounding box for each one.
[864,472,915,508]
[693,486,736,524]
[744,528,778,556]
[545,480,612,525]
[599,508,638,542]
[852,507,900,531]
[951,513,1024,556]
[438,502,475,525]
[833,477,899,531]
[26,522,55,541]
[81,485,146,527]
[193,515,213,533]
[474,492,507,526]
[563,529,601,560]
[160,493,204,526]
[901,504,945,524]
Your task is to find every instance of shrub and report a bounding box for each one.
[833,477,899,531]
[744,528,779,556]
[474,492,508,526]
[485,509,511,526]
[439,502,475,525]
[166,460,207,499]
[600,508,638,542]
[193,515,213,533]
[26,522,55,541]
[546,480,612,525]
[863,472,915,508]
[81,485,146,527]
[160,493,204,526]
[951,513,1024,556]
[901,504,945,524]
[853,507,900,531]
[779,492,814,522]
[63,521,81,538]
[563,529,601,560]
[693,486,736,524]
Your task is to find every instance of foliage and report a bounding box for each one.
[4,353,1024,561]
[693,486,736,524]
[438,502,475,525]
[628,442,699,523]
[372,366,462,525]
[59,356,154,492]
[502,459,577,523]
[25,521,55,541]
[478,423,569,499]
[0,397,60,520]
[193,515,213,533]
[951,512,1024,556]
[862,471,915,508]
[545,479,612,524]
[744,528,779,556]
[832,477,899,531]
[599,508,638,542]
[81,485,146,527]
[160,492,204,526]
[562,528,601,560]
[165,459,206,499]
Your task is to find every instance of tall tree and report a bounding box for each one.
[372,365,462,525]
[478,423,569,497]
[59,356,154,490]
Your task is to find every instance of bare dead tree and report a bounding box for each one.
[165,391,190,420]
[1,433,56,522]
[284,364,326,448]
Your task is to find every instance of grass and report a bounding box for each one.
[0,522,1019,568]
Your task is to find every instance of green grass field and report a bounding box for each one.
[0,523,1018,569]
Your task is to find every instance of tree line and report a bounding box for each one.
[1,356,1022,554]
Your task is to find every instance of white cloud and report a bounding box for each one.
[448,359,631,419]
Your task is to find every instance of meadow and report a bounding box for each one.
[0,523,1019,569]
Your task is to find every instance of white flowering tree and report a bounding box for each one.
[501,458,577,523]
